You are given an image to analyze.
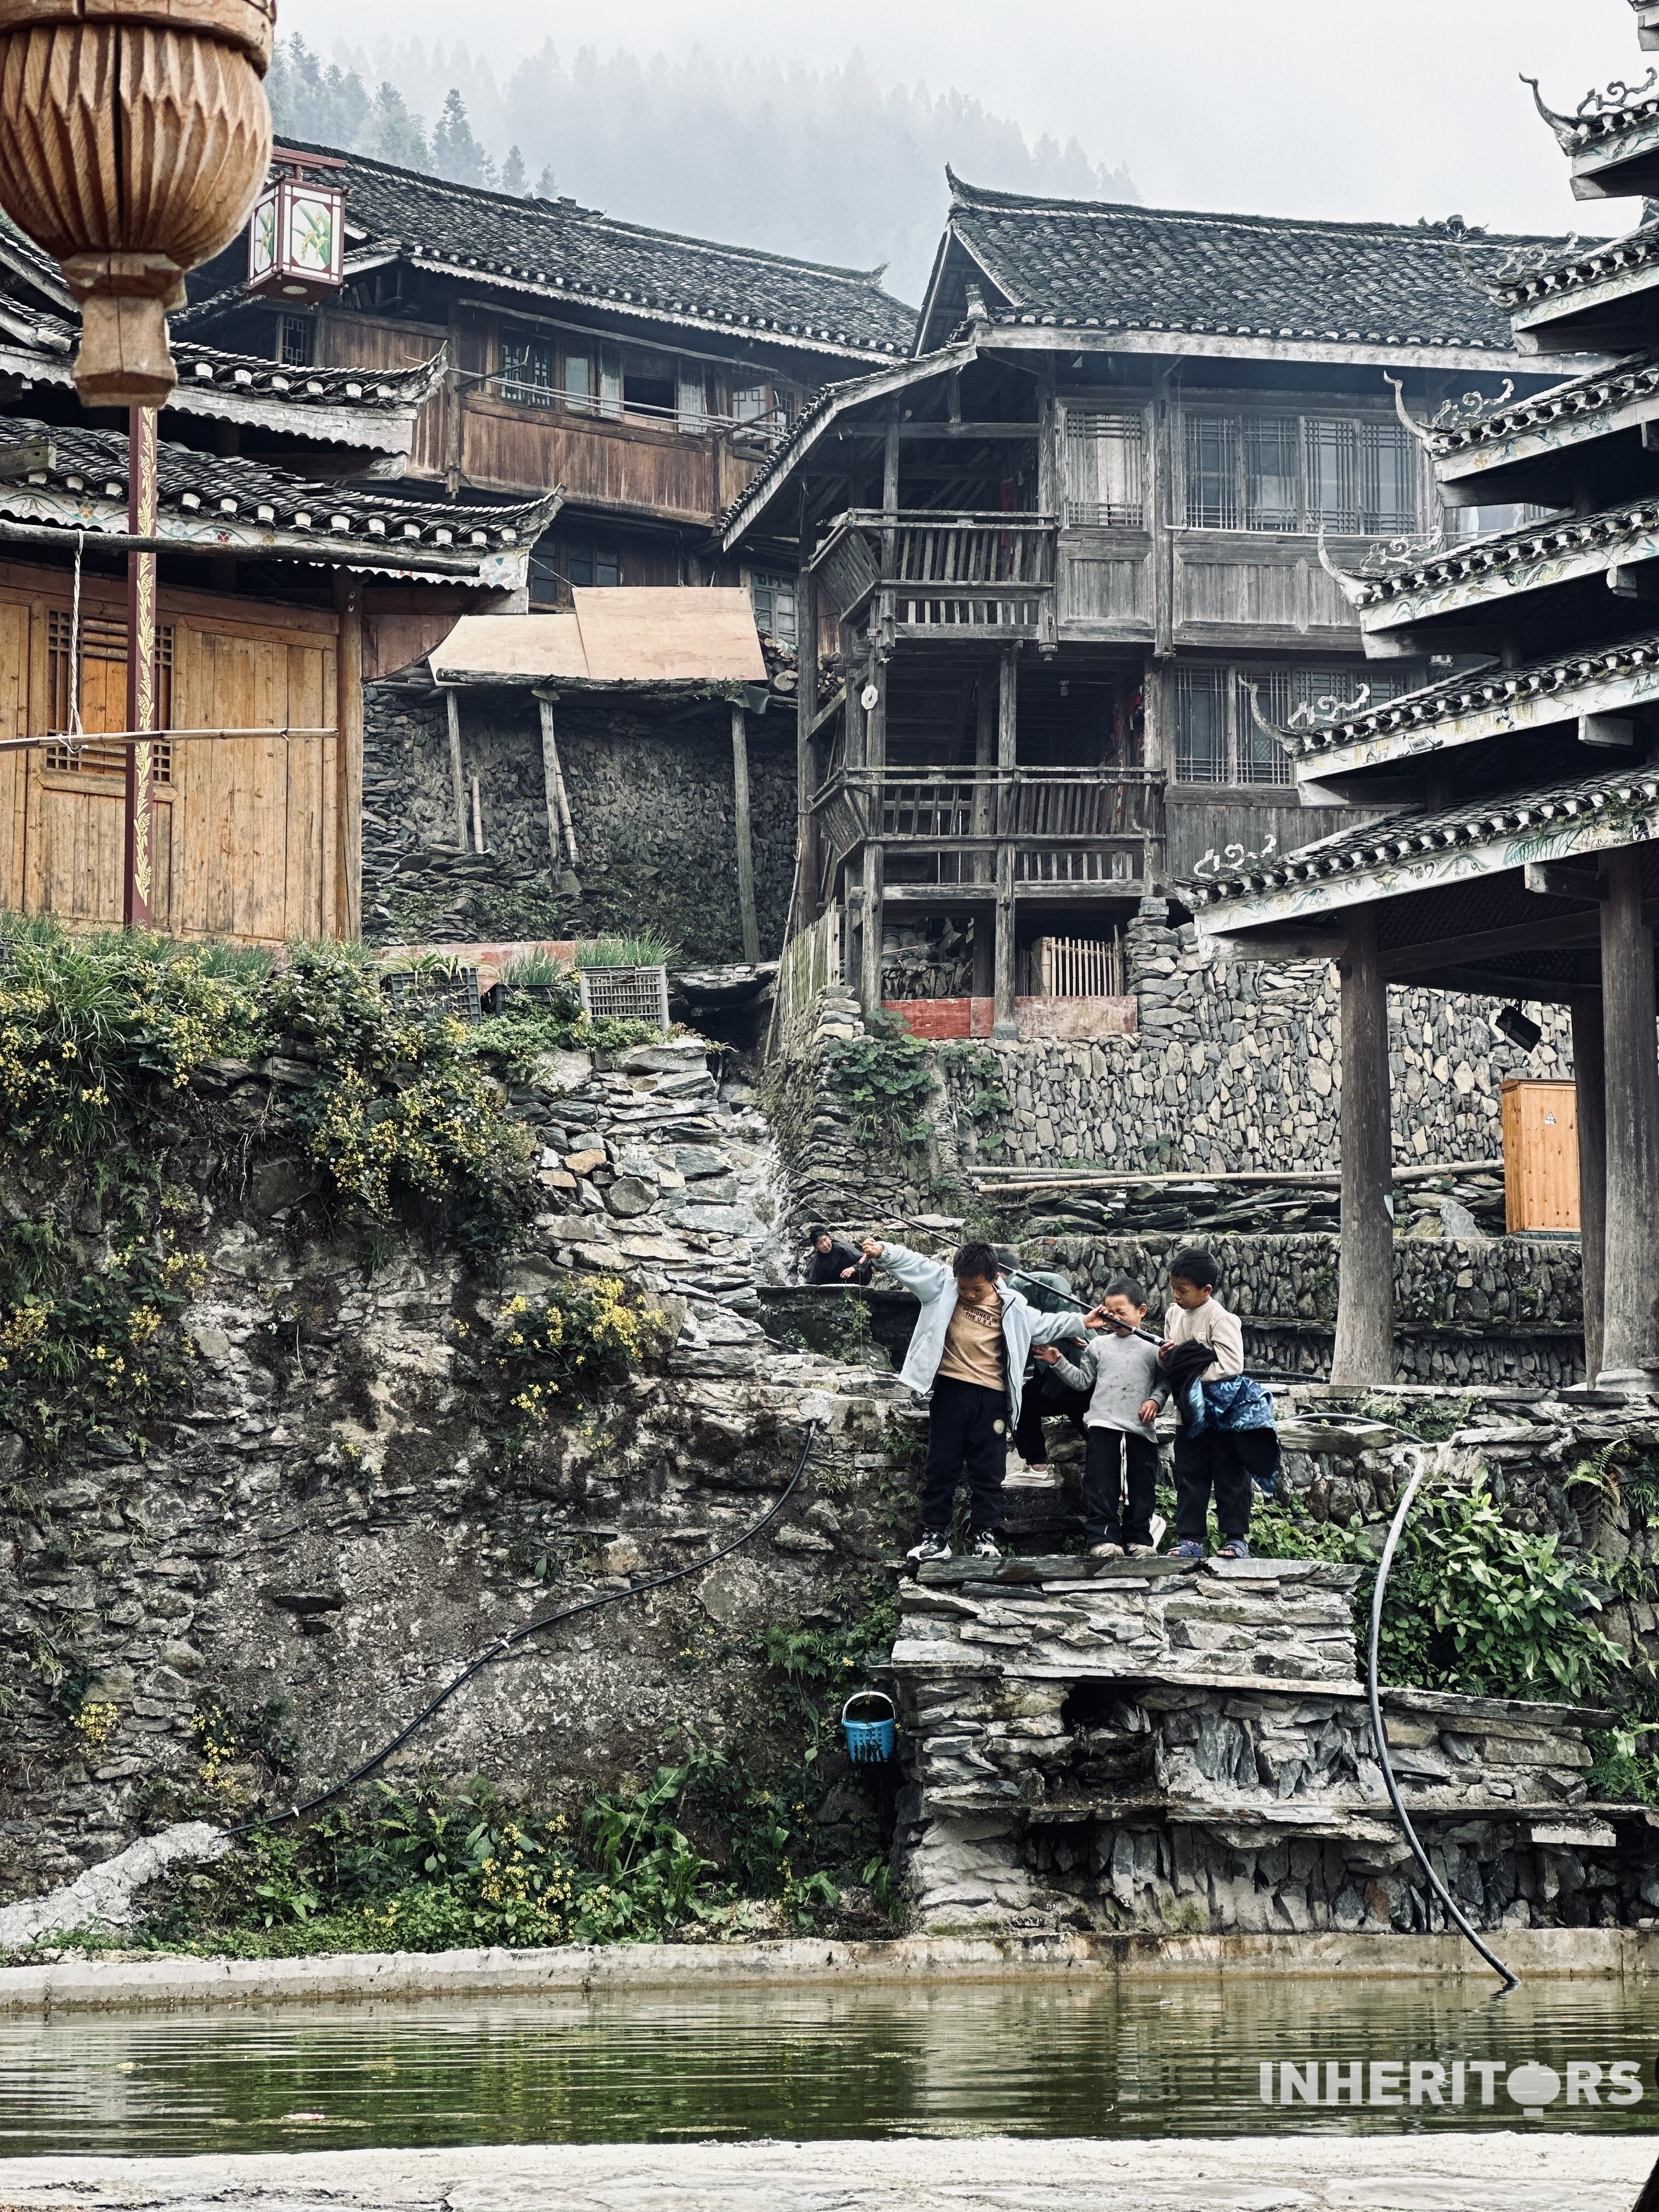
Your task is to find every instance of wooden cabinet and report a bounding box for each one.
[1501,1078,1579,1233]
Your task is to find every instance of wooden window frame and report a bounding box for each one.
[42,610,175,782]
[1181,404,1426,538]
[1173,661,1419,788]
[1062,406,1147,528]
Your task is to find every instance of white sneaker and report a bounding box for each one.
[1127,1541,1159,1558]
[907,1532,951,1564]
[1088,1541,1125,1560]
[1149,1513,1168,1549]
[970,1532,1003,1562]
[1004,1455,1056,1488]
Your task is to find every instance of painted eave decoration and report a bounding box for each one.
[1188,761,1659,930]
[1430,351,1659,479]
[1325,495,1659,630]
[1281,631,1659,780]
[0,415,562,585]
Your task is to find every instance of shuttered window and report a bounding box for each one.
[749,570,797,646]
[499,330,556,408]
[1063,408,1145,526]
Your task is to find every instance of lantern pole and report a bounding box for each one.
[122,404,158,930]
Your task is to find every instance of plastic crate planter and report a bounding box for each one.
[578,966,670,1029]
[841,1690,896,1764]
[380,966,482,1023]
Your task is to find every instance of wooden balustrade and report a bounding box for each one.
[809,510,1058,631]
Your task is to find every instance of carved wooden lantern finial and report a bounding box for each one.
[0,1,276,408]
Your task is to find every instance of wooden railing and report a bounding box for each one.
[808,510,1058,633]
[813,766,1162,870]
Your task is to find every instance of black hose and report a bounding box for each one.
[1364,1434,1518,1992]
[228,1419,824,1839]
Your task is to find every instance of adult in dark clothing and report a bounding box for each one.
[805,1226,873,1285]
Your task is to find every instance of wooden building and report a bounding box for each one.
[0,239,560,946]
[174,143,917,629]
[719,174,1588,1026]
[1191,5,1659,1390]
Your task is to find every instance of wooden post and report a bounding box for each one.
[535,696,579,871]
[1597,848,1659,1386]
[1331,909,1395,1384]
[471,774,485,856]
[445,689,467,853]
[972,669,996,998]
[992,645,1019,1038]
[795,561,820,922]
[1571,992,1607,1384]
[122,404,157,930]
[859,633,887,1014]
[731,700,760,963]
[333,569,364,941]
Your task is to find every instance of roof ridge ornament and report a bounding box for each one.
[1316,523,1369,608]
[1520,73,1582,151]
[1576,65,1658,119]
[1449,240,1517,303]
[1384,370,1435,450]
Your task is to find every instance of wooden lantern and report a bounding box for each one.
[0,0,275,407]
[247,147,347,303]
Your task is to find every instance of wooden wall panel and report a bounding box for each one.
[318,311,448,481]
[1057,545,1153,629]
[459,397,725,521]
[0,598,31,912]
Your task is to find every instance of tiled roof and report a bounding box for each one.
[925,174,1568,352]
[181,140,916,363]
[1278,631,1659,761]
[1188,759,1659,907]
[1427,350,1659,461]
[0,248,443,443]
[0,415,561,573]
[1336,493,1659,611]
[1482,218,1659,313]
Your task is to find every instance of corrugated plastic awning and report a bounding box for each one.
[430,589,768,688]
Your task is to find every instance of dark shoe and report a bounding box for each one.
[907,1531,951,1564]
[970,1532,1003,1562]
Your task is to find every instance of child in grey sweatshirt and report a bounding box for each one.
[1037,1276,1167,1556]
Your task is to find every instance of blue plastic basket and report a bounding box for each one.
[842,1690,896,1763]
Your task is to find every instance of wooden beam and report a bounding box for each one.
[796,561,821,923]
[1572,993,1607,1383]
[334,568,364,941]
[994,645,1019,1036]
[445,689,467,854]
[1381,910,1602,978]
[860,843,885,1015]
[122,404,157,932]
[1332,908,1395,1385]
[731,701,760,963]
[535,695,579,870]
[1596,848,1659,1385]
[972,673,995,997]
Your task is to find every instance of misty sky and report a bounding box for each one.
[275,1,1651,245]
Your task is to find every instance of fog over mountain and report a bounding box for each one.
[268,36,1139,306]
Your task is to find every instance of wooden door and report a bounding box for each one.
[1502,1079,1579,1233]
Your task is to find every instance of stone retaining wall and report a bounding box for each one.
[363,674,796,962]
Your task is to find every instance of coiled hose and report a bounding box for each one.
[228,1418,823,1839]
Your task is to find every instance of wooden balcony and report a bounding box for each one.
[809,511,1058,637]
[814,765,1161,897]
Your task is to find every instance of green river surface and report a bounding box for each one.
[2,1976,1657,2152]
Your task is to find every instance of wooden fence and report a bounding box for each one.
[771,901,842,1059]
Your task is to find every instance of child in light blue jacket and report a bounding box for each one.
[863,1235,1092,1565]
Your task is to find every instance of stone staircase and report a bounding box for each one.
[890,1553,1659,1938]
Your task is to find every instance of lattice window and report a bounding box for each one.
[1173,666,1230,782]
[275,313,314,368]
[1243,419,1299,533]
[500,329,556,408]
[1184,416,1239,530]
[749,569,797,646]
[1063,408,1145,527]
[43,610,174,780]
[1305,419,1418,535]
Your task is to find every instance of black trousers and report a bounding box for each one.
[1083,1426,1160,1545]
[922,1376,1009,1535]
[1013,1379,1091,1465]
[1173,1425,1269,1545]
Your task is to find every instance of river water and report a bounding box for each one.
[2,1974,1656,2153]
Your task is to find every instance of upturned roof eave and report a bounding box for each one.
[1289,640,1659,786]
[1190,767,1659,938]
[1432,357,1659,492]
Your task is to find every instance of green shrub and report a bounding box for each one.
[825,1012,934,1146]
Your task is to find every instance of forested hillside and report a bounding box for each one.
[268,36,1139,304]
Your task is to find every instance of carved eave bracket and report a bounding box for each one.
[1316,524,1370,610]
[1522,74,1583,154]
